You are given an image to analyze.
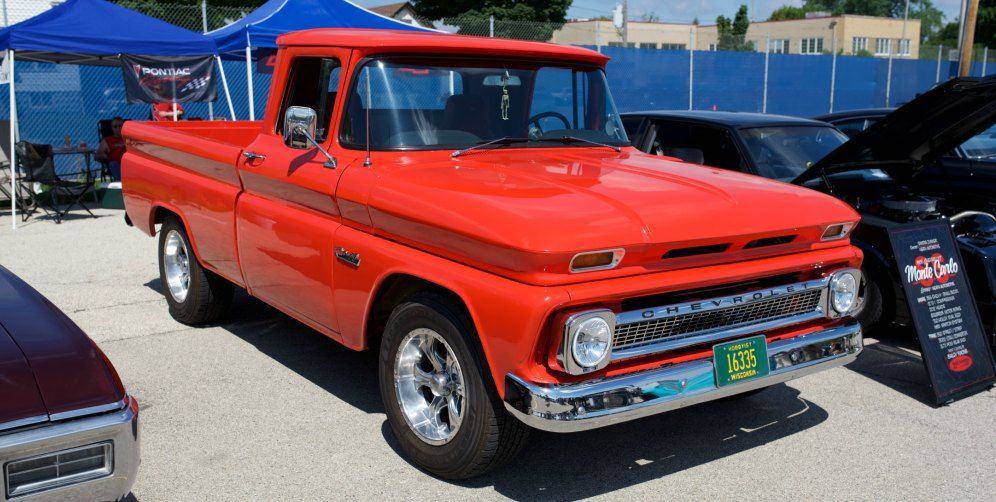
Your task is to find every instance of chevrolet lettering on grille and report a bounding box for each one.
[611,277,831,361]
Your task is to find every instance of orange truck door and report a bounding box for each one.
[235,52,350,335]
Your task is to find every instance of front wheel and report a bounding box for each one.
[378,292,528,479]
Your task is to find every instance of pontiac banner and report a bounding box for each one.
[120,55,217,104]
[888,220,996,405]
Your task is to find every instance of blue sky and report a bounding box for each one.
[354,1,964,25]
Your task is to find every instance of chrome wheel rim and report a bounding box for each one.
[163,230,190,303]
[394,328,466,445]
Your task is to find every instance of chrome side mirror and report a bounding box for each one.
[284,106,317,149]
[283,105,337,169]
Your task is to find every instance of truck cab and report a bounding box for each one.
[123,29,864,479]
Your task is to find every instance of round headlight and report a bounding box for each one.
[571,316,612,368]
[830,271,858,314]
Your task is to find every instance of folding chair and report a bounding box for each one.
[16,141,96,224]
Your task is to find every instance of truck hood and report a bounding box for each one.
[796,76,996,185]
[0,266,125,427]
[362,148,859,284]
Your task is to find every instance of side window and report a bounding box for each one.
[832,118,867,138]
[277,57,342,142]
[648,120,741,170]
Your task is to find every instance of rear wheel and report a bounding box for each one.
[378,292,528,479]
[158,217,233,325]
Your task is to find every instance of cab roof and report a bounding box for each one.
[277,29,609,65]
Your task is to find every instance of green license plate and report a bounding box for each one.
[713,335,770,387]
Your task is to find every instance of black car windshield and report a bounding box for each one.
[340,58,628,150]
[961,124,996,159]
[741,126,849,180]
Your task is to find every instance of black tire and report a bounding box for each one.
[856,268,886,332]
[378,292,529,479]
[157,217,233,325]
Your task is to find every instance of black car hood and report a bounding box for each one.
[794,76,996,185]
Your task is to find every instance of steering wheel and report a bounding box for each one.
[528,111,571,136]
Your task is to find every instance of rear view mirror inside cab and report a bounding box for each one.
[483,75,521,87]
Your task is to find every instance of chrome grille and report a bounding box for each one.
[613,288,823,351]
[5,442,112,498]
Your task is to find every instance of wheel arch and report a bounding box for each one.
[150,204,207,267]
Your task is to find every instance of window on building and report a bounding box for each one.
[852,37,868,54]
[661,43,686,50]
[875,38,891,55]
[767,39,789,54]
[607,41,624,47]
[898,39,911,56]
[800,38,823,54]
[638,42,658,49]
[708,43,718,51]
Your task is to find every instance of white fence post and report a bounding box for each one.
[201,0,213,120]
[829,37,837,113]
[595,20,601,53]
[936,45,943,83]
[983,47,989,76]
[688,28,694,111]
[885,40,893,107]
[489,16,494,37]
[762,35,769,113]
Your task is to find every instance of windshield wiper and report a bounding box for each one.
[535,135,622,152]
[451,137,532,158]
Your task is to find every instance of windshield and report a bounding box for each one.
[340,58,628,150]
[740,126,849,179]
[961,124,996,160]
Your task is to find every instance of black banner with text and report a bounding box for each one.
[120,55,217,104]
[889,220,996,405]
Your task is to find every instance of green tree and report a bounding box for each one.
[978,0,996,49]
[769,5,808,21]
[114,0,264,31]
[412,0,572,40]
[717,5,754,51]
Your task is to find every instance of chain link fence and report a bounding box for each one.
[0,2,994,177]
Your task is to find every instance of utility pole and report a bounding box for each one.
[622,0,630,44]
[900,0,910,58]
[959,0,980,76]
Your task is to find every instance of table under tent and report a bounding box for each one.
[0,0,227,228]
[206,0,436,120]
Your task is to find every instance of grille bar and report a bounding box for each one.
[5,442,113,498]
[611,278,829,360]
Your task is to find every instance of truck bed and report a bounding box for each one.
[122,120,261,286]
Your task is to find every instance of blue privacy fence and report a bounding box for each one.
[1,47,993,174]
[599,46,994,116]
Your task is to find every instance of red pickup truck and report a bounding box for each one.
[123,29,864,478]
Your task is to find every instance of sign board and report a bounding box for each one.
[889,219,996,405]
[120,55,217,104]
[256,48,278,75]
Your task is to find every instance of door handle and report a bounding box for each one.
[243,151,266,163]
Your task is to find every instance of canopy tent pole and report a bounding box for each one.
[245,33,255,121]
[8,49,16,230]
[215,56,236,120]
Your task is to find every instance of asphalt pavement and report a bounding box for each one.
[1,209,993,501]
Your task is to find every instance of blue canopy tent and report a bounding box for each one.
[207,0,437,120]
[0,0,233,228]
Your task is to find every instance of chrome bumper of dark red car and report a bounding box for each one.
[0,396,139,501]
[504,322,862,433]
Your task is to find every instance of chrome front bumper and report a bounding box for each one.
[0,396,140,501]
[505,322,862,433]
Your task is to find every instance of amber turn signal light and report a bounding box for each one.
[570,249,625,272]
[821,223,854,241]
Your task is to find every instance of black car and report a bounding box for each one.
[815,107,996,215]
[622,77,996,345]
